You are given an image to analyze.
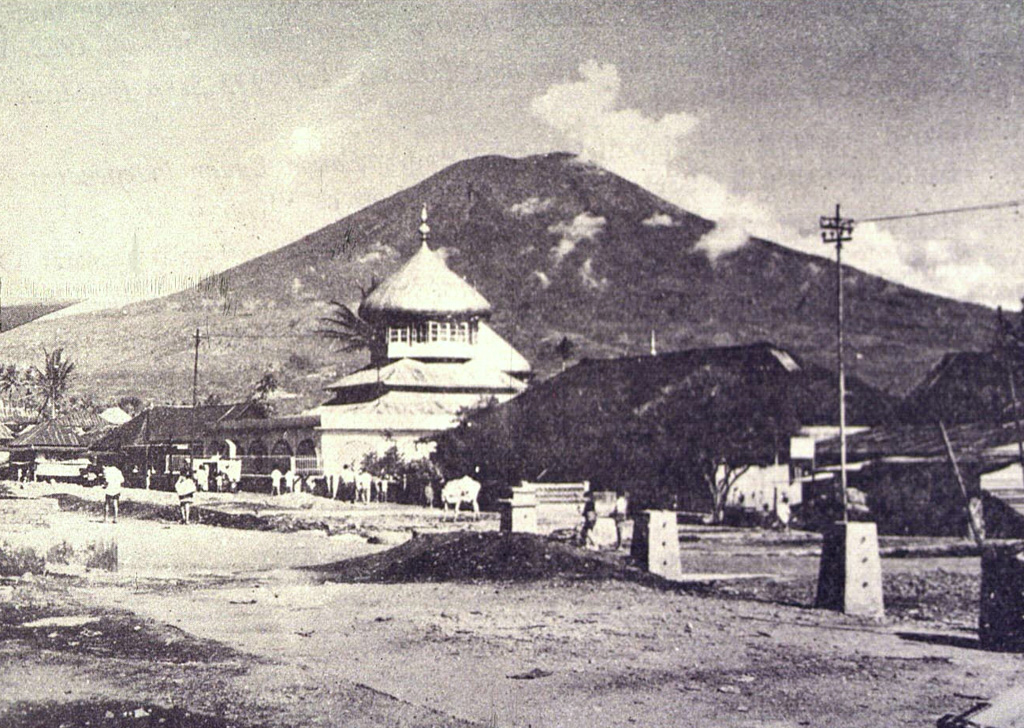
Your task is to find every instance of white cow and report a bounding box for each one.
[441,476,481,520]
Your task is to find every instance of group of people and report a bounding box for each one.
[269,467,308,496]
[280,465,395,504]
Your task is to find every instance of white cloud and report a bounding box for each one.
[532,61,1017,306]
[642,212,675,227]
[579,258,608,291]
[510,196,555,216]
[548,212,606,264]
[435,246,459,262]
[694,220,750,263]
[289,126,322,157]
[531,61,774,262]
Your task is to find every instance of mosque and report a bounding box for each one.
[208,206,531,479]
[314,206,531,473]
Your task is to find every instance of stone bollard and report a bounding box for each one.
[979,541,1024,651]
[815,521,884,618]
[630,510,682,580]
[499,485,538,534]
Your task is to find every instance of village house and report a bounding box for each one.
[91,402,266,488]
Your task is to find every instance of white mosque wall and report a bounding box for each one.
[319,430,437,476]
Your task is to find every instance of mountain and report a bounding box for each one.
[0,153,997,409]
[0,301,76,333]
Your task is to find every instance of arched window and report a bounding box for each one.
[271,440,293,472]
[248,441,268,475]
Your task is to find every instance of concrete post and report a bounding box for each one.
[980,542,1024,651]
[630,510,682,580]
[499,485,538,534]
[815,521,884,618]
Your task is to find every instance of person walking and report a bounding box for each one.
[102,464,125,524]
[580,495,598,549]
[174,467,198,524]
[613,490,629,549]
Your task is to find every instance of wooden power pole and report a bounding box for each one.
[190,327,201,468]
[820,204,855,520]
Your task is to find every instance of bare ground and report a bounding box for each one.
[2,483,1022,728]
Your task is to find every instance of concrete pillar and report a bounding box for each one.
[499,485,538,533]
[980,542,1024,651]
[630,510,682,580]
[815,521,884,618]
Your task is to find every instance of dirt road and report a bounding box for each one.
[3,487,1023,727]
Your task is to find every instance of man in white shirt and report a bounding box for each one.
[102,465,125,524]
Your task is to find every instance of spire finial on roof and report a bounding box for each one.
[419,204,431,247]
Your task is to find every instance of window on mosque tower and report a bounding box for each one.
[388,321,476,345]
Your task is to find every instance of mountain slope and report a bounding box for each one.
[0,153,996,408]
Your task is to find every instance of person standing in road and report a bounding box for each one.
[613,490,629,549]
[174,467,198,524]
[102,464,125,523]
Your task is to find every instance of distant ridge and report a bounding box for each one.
[0,153,996,408]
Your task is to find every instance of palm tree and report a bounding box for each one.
[30,348,75,420]
[316,300,376,352]
[316,278,380,354]
[0,364,20,406]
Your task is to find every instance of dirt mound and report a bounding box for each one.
[318,531,635,583]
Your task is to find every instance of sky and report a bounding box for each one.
[0,0,1021,307]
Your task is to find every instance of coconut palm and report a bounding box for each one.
[0,364,20,402]
[30,348,75,420]
[316,300,376,352]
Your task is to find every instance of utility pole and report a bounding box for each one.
[820,204,855,521]
[190,327,201,469]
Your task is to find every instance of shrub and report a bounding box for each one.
[0,542,45,576]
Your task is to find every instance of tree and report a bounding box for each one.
[555,336,576,371]
[0,364,21,406]
[251,371,279,401]
[641,365,802,523]
[30,348,75,420]
[316,278,379,354]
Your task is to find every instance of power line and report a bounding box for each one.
[859,198,1024,223]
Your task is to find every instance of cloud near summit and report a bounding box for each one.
[530,62,1021,306]
[530,61,772,262]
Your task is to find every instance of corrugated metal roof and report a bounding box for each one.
[359,242,492,320]
[319,391,501,432]
[475,322,531,375]
[11,419,89,449]
[817,420,1024,465]
[92,402,266,450]
[325,358,526,394]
